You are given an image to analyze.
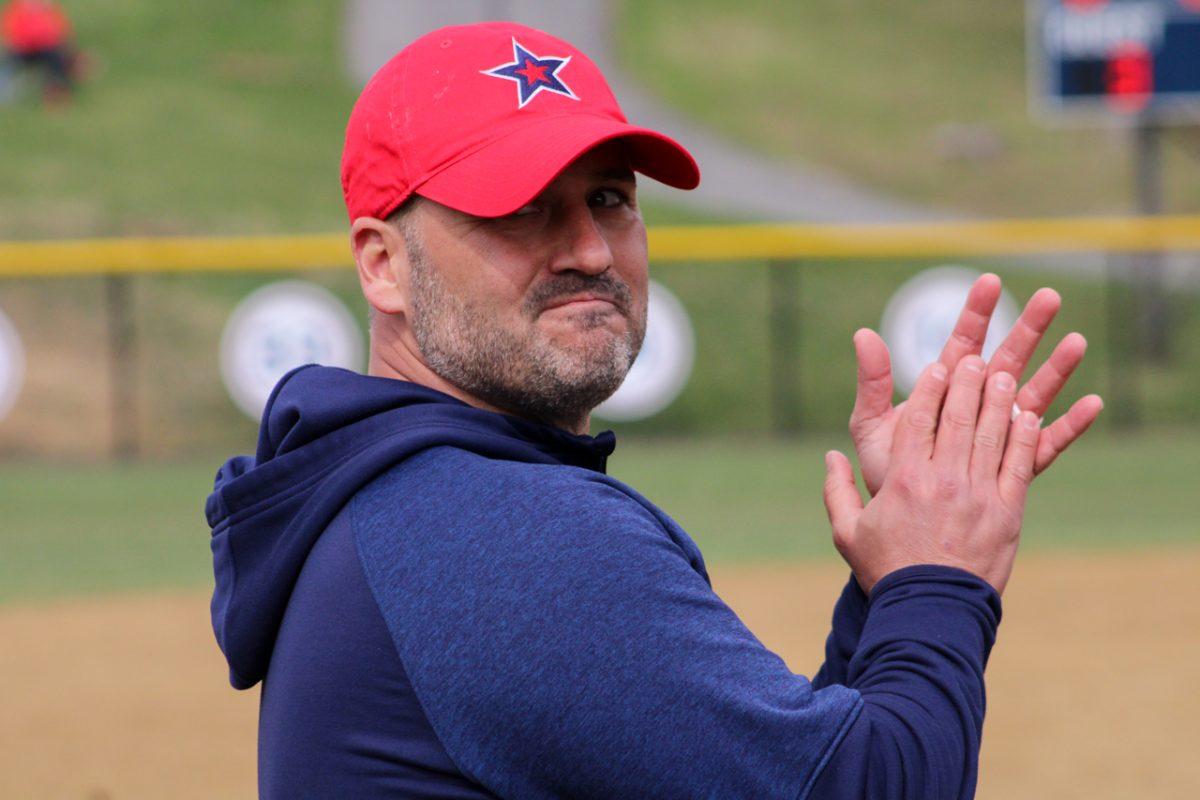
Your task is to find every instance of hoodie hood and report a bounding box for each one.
[206,364,616,690]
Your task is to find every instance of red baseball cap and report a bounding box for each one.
[341,21,700,221]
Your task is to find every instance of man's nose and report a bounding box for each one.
[549,205,613,275]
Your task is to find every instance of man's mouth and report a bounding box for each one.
[527,274,633,320]
[542,293,621,313]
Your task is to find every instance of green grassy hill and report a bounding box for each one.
[7,1,1200,236]
[617,0,1200,217]
[0,1,355,239]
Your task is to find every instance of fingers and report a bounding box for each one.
[850,328,894,431]
[1015,332,1087,417]
[986,287,1062,383]
[998,411,1041,507]
[893,361,950,463]
[933,355,987,471]
[849,329,897,498]
[823,450,864,549]
[937,273,1002,368]
[1034,394,1104,474]
[970,370,1018,482]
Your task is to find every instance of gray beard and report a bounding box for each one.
[406,234,645,432]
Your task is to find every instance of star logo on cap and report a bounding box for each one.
[482,37,579,109]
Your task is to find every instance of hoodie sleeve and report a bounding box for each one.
[809,566,1001,800]
[812,573,870,690]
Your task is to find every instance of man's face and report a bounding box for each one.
[400,141,649,430]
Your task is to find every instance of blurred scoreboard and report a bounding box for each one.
[1030,0,1200,121]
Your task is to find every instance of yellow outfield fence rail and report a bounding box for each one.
[4,215,1200,277]
[0,214,1190,457]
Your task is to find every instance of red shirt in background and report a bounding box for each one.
[1,0,71,55]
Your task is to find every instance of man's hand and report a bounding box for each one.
[824,356,1047,596]
[849,273,1103,496]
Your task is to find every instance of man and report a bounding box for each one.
[206,22,1102,799]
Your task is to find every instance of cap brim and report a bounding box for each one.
[413,115,700,218]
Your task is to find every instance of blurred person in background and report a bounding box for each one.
[1,0,77,106]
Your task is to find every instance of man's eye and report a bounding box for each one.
[511,203,540,217]
[589,188,628,208]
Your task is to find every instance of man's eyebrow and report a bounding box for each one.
[594,166,636,182]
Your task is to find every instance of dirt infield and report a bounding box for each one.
[2,547,1197,799]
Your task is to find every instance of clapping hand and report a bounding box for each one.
[848,273,1103,496]
[822,275,1104,595]
[825,357,1045,595]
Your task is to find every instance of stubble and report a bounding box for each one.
[405,231,645,431]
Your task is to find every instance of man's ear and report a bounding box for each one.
[351,216,412,316]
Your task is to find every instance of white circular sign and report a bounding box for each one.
[595,280,695,422]
[220,281,365,420]
[0,307,26,422]
[880,267,1019,396]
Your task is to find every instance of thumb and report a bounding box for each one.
[850,328,894,428]
[823,450,864,550]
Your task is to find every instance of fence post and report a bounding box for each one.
[1105,255,1141,430]
[768,260,802,435]
[1132,122,1170,363]
[105,273,139,459]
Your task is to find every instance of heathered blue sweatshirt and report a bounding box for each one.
[206,365,1002,799]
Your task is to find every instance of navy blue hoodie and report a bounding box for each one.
[207,365,1001,799]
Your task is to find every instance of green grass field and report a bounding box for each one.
[2,430,1196,604]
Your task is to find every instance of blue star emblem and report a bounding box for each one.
[482,37,579,109]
